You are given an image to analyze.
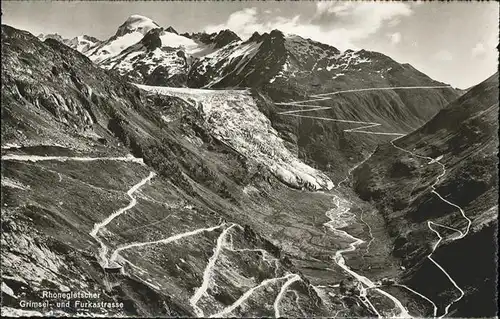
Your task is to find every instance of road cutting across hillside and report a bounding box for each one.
[277,85,451,136]
[276,84,470,318]
[390,136,472,318]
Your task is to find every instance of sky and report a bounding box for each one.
[2,1,498,89]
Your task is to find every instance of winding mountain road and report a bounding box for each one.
[2,83,469,317]
[210,273,301,318]
[0,152,152,268]
[277,85,451,136]
[274,85,471,318]
[90,171,156,268]
[109,224,227,267]
[310,85,452,98]
[190,224,237,317]
[1,154,145,164]
[273,274,302,317]
[390,136,472,317]
[107,220,305,317]
[195,224,304,318]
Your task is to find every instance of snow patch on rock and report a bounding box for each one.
[89,32,144,63]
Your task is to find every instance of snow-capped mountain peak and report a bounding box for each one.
[86,15,162,63]
[37,33,100,55]
[37,33,66,43]
[182,29,241,49]
[86,16,245,86]
[73,15,453,97]
[67,35,101,54]
[158,30,199,52]
[115,14,160,37]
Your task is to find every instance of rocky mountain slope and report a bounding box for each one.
[38,33,101,55]
[2,14,496,318]
[133,84,333,191]
[62,15,460,104]
[181,29,241,50]
[1,24,423,318]
[353,72,498,317]
[3,24,322,317]
[84,15,241,87]
[188,30,454,99]
[185,25,459,182]
[38,15,461,180]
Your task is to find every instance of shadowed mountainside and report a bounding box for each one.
[353,72,499,317]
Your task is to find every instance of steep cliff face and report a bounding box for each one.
[352,72,498,316]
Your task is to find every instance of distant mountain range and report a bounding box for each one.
[38,33,101,54]
[36,15,461,176]
[38,15,461,95]
[3,12,497,318]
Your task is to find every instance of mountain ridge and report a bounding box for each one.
[352,71,498,317]
[2,17,497,318]
[38,15,456,94]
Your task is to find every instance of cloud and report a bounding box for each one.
[205,8,259,36]
[434,50,453,62]
[204,3,413,50]
[388,32,402,45]
[472,42,486,57]
[315,2,412,20]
